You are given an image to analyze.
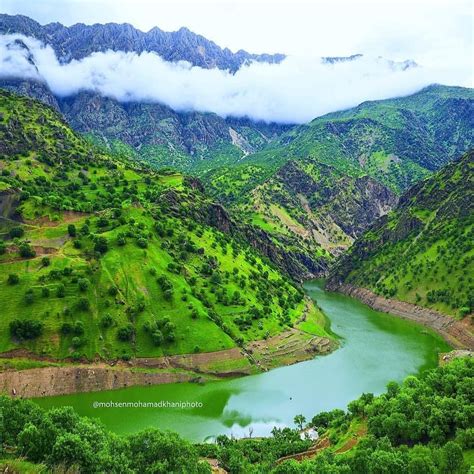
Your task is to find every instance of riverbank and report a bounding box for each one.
[327,282,474,349]
[0,329,335,398]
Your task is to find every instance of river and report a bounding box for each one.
[34,280,450,441]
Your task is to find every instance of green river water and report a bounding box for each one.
[34,280,450,441]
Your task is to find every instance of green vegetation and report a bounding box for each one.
[329,151,474,316]
[200,85,473,277]
[0,90,331,361]
[0,356,471,473]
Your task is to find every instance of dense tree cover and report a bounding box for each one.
[0,359,471,473]
[196,358,473,473]
[0,398,210,473]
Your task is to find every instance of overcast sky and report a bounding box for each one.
[0,0,472,122]
[1,0,472,65]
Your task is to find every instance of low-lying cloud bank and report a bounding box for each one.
[0,35,471,123]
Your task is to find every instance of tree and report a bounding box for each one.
[117,324,135,342]
[19,242,36,258]
[10,319,43,340]
[76,297,90,311]
[67,224,77,237]
[294,414,306,431]
[56,283,66,298]
[94,236,108,254]
[7,273,19,285]
[439,441,463,474]
[78,278,89,292]
[9,227,24,239]
[127,429,205,474]
[100,314,114,328]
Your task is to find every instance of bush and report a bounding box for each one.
[78,278,89,292]
[56,284,66,298]
[9,227,24,239]
[19,243,36,258]
[71,336,84,349]
[100,314,114,328]
[76,297,90,311]
[117,324,135,342]
[67,224,77,237]
[7,273,19,285]
[41,256,51,267]
[94,237,108,254]
[136,237,148,249]
[10,319,43,340]
[73,321,85,336]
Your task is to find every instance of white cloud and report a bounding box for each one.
[0,34,471,123]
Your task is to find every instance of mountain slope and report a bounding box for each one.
[0,90,333,362]
[327,150,474,318]
[204,85,473,274]
[275,85,474,192]
[0,14,285,70]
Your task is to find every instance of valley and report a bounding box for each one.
[0,9,473,473]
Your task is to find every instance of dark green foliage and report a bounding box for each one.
[9,319,43,340]
[100,313,114,328]
[9,226,24,238]
[117,324,135,342]
[94,236,108,254]
[143,317,176,346]
[7,273,19,285]
[18,242,36,258]
[198,359,473,473]
[67,224,77,237]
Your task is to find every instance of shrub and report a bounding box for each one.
[94,237,108,254]
[77,278,89,292]
[9,227,24,239]
[61,322,73,335]
[10,319,43,340]
[117,324,135,341]
[7,273,19,285]
[67,224,77,237]
[71,336,84,349]
[19,243,36,258]
[73,321,85,336]
[100,314,114,328]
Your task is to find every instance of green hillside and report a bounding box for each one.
[0,90,331,361]
[328,150,474,317]
[201,85,473,277]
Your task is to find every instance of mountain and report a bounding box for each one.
[0,14,285,70]
[327,150,474,317]
[0,90,333,363]
[204,85,474,272]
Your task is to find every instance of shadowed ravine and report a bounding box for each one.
[34,280,450,441]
